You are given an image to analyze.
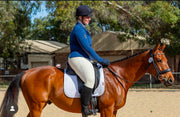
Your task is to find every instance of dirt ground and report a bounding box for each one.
[0,89,180,117]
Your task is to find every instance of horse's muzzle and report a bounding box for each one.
[161,77,174,87]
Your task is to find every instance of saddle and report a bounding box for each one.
[66,62,101,93]
[65,62,103,115]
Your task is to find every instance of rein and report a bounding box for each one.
[107,67,136,84]
[106,67,126,91]
[107,49,171,87]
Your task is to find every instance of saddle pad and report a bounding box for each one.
[64,65,105,98]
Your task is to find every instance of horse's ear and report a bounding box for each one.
[160,44,166,51]
[153,43,161,52]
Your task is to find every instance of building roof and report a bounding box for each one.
[92,31,153,51]
[55,31,153,53]
[24,40,67,54]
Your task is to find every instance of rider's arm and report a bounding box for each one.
[74,26,103,63]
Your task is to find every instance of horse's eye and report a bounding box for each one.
[157,60,162,63]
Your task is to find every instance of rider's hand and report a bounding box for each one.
[100,58,110,66]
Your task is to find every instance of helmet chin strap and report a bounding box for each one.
[81,16,85,25]
[78,16,85,25]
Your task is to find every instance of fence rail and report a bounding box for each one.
[141,72,180,88]
[0,75,16,78]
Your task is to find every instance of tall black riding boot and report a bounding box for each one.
[80,86,93,117]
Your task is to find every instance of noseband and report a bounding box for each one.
[147,49,171,78]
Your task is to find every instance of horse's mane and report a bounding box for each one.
[111,49,149,63]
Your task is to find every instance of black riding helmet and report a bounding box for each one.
[76,5,93,17]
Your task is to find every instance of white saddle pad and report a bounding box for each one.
[64,64,105,98]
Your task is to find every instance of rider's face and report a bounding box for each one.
[79,16,91,25]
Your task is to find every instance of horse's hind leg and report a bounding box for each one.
[27,102,47,117]
[22,91,47,117]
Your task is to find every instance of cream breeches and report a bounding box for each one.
[68,57,95,89]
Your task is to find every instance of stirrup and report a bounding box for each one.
[91,97,98,115]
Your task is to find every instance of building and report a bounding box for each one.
[24,40,67,68]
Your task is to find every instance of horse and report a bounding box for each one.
[0,44,174,117]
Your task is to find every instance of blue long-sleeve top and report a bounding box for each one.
[68,22,103,63]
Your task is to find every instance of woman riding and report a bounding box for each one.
[68,5,110,116]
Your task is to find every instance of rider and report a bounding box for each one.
[68,5,110,116]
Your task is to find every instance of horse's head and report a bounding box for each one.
[147,44,174,87]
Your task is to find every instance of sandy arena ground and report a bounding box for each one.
[0,89,180,117]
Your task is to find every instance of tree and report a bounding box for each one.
[132,1,180,56]
[34,1,180,56]
[0,1,41,69]
[43,1,108,44]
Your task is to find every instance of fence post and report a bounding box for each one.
[149,74,152,88]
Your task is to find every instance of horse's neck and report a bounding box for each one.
[110,50,150,88]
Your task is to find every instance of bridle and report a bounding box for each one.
[147,49,171,79]
[107,49,171,86]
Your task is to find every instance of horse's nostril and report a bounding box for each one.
[168,78,173,84]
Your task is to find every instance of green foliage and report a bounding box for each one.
[34,1,180,56]
[0,1,41,69]
[134,1,180,56]
[43,1,107,43]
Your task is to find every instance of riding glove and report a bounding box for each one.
[100,58,110,66]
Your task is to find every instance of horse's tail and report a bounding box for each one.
[0,71,25,117]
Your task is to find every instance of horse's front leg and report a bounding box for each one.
[113,110,117,117]
[100,106,116,117]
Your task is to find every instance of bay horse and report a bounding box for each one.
[0,44,174,117]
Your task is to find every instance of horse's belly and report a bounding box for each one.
[50,94,82,113]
